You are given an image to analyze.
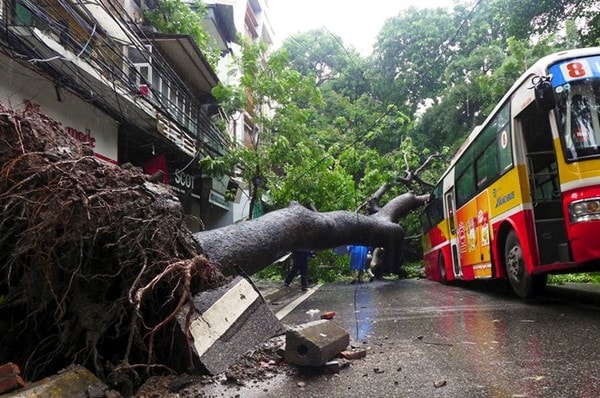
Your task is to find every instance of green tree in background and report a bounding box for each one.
[144,0,220,67]
[206,0,600,282]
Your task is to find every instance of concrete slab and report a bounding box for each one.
[180,276,285,375]
[1,366,112,398]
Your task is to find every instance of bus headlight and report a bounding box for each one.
[569,199,600,223]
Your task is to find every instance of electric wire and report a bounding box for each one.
[281,0,483,205]
[280,2,484,313]
[0,0,230,160]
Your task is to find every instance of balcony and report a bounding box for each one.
[0,0,229,158]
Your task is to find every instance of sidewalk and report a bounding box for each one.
[250,279,291,303]
[250,278,321,320]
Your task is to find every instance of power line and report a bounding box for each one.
[280,0,483,203]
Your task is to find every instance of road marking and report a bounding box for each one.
[275,284,322,320]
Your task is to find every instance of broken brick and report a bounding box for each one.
[0,373,25,395]
[320,311,336,320]
[0,363,21,378]
[339,349,367,360]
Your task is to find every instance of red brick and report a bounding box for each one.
[0,373,25,394]
[320,311,336,320]
[0,363,20,378]
[339,349,367,360]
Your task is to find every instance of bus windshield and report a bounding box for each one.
[555,79,600,161]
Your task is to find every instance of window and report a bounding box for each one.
[456,166,475,208]
[14,0,33,25]
[475,142,498,189]
[455,102,511,206]
[129,46,152,87]
[420,211,431,234]
[556,81,600,161]
[497,105,513,172]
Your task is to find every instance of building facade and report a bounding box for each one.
[0,0,245,231]
[203,0,275,222]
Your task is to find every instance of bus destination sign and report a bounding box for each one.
[550,56,600,87]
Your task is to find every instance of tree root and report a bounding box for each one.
[0,101,226,385]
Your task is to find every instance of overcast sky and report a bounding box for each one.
[268,0,460,55]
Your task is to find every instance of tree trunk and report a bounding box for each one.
[195,193,429,276]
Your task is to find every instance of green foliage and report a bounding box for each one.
[548,273,600,285]
[255,250,352,284]
[314,250,353,283]
[402,261,426,279]
[255,262,286,281]
[144,0,219,68]
[371,6,455,115]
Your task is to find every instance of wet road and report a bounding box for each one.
[208,279,600,397]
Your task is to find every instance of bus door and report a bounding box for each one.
[445,189,462,278]
[518,103,569,264]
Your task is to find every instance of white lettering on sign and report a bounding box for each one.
[174,168,195,190]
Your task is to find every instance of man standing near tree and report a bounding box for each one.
[284,250,315,291]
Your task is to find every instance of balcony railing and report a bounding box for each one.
[0,0,229,158]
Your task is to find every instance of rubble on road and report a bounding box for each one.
[136,323,368,397]
[0,365,119,398]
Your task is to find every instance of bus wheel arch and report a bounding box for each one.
[495,222,513,279]
[502,228,546,299]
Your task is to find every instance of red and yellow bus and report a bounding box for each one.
[420,47,600,298]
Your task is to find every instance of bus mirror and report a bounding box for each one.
[534,78,555,112]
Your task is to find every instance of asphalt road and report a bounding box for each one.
[203,278,600,398]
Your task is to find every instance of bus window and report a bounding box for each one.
[570,95,597,147]
[557,83,600,160]
[446,193,455,234]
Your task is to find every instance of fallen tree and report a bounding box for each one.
[0,103,431,390]
[196,193,429,277]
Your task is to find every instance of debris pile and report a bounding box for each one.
[136,329,369,397]
[0,102,226,387]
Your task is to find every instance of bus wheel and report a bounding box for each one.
[504,230,546,299]
[438,254,448,284]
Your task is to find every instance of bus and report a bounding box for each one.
[420,47,600,299]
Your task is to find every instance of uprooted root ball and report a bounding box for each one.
[0,102,227,388]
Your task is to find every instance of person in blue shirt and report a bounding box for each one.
[348,245,369,284]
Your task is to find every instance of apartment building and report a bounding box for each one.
[204,0,275,221]
[0,0,240,231]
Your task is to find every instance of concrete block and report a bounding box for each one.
[180,276,284,375]
[1,366,108,398]
[285,319,349,366]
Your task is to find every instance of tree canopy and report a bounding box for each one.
[205,0,600,237]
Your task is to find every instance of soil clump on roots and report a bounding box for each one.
[0,102,227,391]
